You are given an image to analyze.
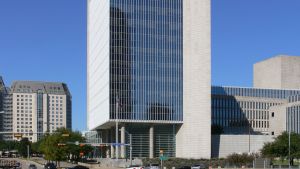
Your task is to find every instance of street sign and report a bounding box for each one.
[62,133,70,137]
[14,133,22,138]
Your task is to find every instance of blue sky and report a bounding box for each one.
[1,0,300,131]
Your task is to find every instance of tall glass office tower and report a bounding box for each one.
[87,0,211,159]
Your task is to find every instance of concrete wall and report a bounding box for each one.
[254,55,300,89]
[253,56,282,89]
[269,105,287,136]
[212,135,274,158]
[176,0,211,159]
[281,56,300,89]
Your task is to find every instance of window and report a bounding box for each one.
[271,132,274,135]
[271,112,274,117]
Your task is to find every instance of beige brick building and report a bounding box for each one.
[11,81,71,142]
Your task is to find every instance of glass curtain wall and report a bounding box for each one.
[109,0,183,122]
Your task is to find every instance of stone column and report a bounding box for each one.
[105,130,110,158]
[111,129,115,158]
[121,126,126,158]
[149,126,154,158]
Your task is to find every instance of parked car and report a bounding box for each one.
[191,164,206,169]
[178,166,191,169]
[70,166,90,169]
[16,162,22,169]
[126,165,144,169]
[144,163,160,169]
[29,164,37,169]
[44,162,56,169]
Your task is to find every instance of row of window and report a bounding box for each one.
[16,118,32,121]
[17,102,32,105]
[16,114,32,117]
[16,95,32,98]
[17,99,32,102]
[212,98,282,110]
[212,86,300,99]
[17,106,32,109]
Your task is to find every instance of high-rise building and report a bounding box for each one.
[254,55,300,89]
[0,77,6,140]
[2,87,13,141]
[10,81,72,142]
[87,0,211,158]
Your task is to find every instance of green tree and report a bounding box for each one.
[17,138,30,157]
[261,132,300,165]
[0,140,19,151]
[39,128,92,167]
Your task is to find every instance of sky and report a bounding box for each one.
[1,0,300,131]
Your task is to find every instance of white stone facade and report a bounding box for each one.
[176,0,211,159]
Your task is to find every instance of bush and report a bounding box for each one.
[142,158,227,169]
[226,153,255,167]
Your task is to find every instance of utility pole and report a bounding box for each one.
[115,92,119,160]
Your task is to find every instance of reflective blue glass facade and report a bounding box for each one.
[109,0,183,121]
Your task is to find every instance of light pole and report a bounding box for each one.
[289,130,291,169]
[27,145,30,159]
[248,120,251,154]
[115,92,119,160]
[288,118,291,169]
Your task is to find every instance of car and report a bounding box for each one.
[69,166,89,169]
[29,164,37,169]
[191,164,206,169]
[144,164,160,169]
[15,162,22,169]
[44,162,56,169]
[178,166,191,169]
[126,165,144,169]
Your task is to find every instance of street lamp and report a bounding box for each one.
[289,129,291,169]
[288,114,291,169]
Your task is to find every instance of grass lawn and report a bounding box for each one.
[272,159,300,165]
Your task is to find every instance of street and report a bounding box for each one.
[0,158,76,169]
